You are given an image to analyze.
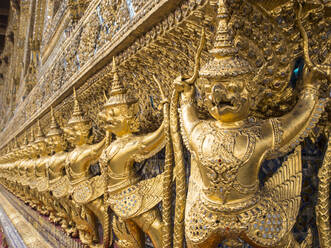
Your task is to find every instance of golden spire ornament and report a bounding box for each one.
[68,87,89,125]
[35,120,45,143]
[199,0,251,80]
[29,127,35,143]
[13,137,19,150]
[104,57,137,107]
[23,132,28,146]
[47,107,62,137]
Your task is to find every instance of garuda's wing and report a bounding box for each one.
[264,145,302,231]
[316,133,331,248]
[246,146,303,247]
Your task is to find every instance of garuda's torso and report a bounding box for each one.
[100,135,140,191]
[17,159,28,184]
[63,144,104,204]
[35,156,50,192]
[26,159,36,178]
[19,159,27,178]
[10,161,20,183]
[65,145,92,184]
[35,156,49,178]
[184,120,302,247]
[187,120,269,203]
[48,152,67,180]
[100,135,163,219]
[47,152,70,199]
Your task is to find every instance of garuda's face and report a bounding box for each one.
[64,122,90,146]
[21,146,30,158]
[46,136,55,151]
[100,105,127,132]
[99,103,138,135]
[33,141,48,155]
[27,144,37,157]
[13,148,20,157]
[205,78,250,123]
[47,135,65,152]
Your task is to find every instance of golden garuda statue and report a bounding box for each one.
[169,0,329,247]
[63,87,107,247]
[34,120,55,217]
[20,130,38,208]
[25,128,44,211]
[46,107,77,235]
[98,58,169,248]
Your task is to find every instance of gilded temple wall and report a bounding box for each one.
[1,0,187,145]
[0,0,330,247]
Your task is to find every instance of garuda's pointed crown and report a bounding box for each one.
[29,127,35,144]
[199,0,251,80]
[68,87,89,125]
[23,132,28,146]
[47,107,63,137]
[12,137,19,151]
[35,120,45,143]
[104,57,137,107]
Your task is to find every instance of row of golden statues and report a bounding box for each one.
[0,1,330,247]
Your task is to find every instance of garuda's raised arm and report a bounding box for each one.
[266,68,327,156]
[135,102,167,162]
[133,76,169,162]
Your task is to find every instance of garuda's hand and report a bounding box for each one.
[302,65,322,89]
[173,75,194,98]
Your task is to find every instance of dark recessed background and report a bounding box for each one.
[0,0,10,53]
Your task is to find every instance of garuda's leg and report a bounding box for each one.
[113,215,144,248]
[132,207,163,248]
